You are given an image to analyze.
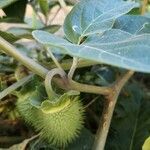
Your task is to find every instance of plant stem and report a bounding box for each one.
[46,48,65,73]
[0,37,48,78]
[68,57,78,79]
[44,59,98,70]
[68,36,82,79]
[58,0,67,8]
[45,68,66,99]
[93,71,134,150]
[0,75,33,100]
[141,0,148,15]
[0,37,110,95]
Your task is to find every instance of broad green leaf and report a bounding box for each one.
[38,0,49,16]
[64,0,138,43]
[0,0,18,9]
[106,84,150,150]
[114,15,150,34]
[143,136,150,150]
[32,30,150,73]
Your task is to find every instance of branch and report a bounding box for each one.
[0,37,48,78]
[0,37,111,95]
[93,70,134,150]
[68,57,79,79]
[141,0,148,15]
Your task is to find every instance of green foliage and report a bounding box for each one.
[32,0,150,73]
[1,0,150,149]
[63,0,138,43]
[114,15,150,34]
[32,29,150,73]
[38,0,49,16]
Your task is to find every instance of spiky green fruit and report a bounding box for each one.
[16,94,84,147]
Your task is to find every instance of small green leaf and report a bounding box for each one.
[38,0,49,16]
[64,0,138,43]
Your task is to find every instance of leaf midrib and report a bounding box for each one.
[80,2,136,36]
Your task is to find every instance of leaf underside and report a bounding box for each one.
[32,30,150,73]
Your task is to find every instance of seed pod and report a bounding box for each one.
[17,93,84,147]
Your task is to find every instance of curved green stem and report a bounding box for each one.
[45,68,66,99]
[0,36,111,95]
[68,57,78,79]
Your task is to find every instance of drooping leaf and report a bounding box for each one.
[32,30,150,73]
[0,0,18,9]
[64,0,138,43]
[106,84,150,150]
[114,15,150,34]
